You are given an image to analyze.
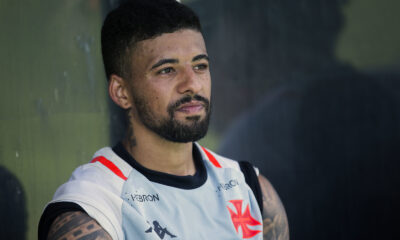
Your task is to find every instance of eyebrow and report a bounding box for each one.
[192,54,209,62]
[150,58,179,70]
[150,54,209,70]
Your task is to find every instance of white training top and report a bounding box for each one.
[44,143,263,240]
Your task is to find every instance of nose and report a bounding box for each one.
[177,66,202,95]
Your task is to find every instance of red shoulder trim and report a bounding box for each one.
[91,156,128,181]
[201,147,222,168]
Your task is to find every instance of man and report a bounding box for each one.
[39,0,288,239]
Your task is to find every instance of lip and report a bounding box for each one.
[176,101,205,114]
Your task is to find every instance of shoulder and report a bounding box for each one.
[46,211,112,240]
[197,143,241,170]
[60,146,132,194]
[258,174,290,240]
[41,147,130,240]
[198,144,290,239]
[82,146,132,182]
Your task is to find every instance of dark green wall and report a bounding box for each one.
[0,1,109,239]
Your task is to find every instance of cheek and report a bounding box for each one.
[149,89,171,113]
[204,75,212,97]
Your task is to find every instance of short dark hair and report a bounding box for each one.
[101,0,202,80]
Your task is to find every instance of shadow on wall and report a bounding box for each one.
[0,166,27,240]
[220,73,400,239]
[212,0,400,239]
[190,0,349,132]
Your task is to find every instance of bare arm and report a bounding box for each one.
[47,211,112,240]
[258,175,289,240]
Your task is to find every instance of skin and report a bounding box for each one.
[47,29,289,240]
[259,175,290,240]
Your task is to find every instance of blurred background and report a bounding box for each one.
[0,0,399,239]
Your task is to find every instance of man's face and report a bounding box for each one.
[127,29,211,142]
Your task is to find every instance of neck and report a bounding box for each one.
[123,123,196,176]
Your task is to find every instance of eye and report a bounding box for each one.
[193,63,209,71]
[157,67,175,75]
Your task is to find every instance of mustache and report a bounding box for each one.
[170,95,210,111]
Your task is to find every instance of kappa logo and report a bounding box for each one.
[145,220,177,239]
[227,199,262,239]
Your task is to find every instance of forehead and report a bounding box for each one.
[132,29,207,65]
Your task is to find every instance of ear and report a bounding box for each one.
[108,74,132,109]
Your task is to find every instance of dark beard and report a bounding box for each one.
[134,95,211,143]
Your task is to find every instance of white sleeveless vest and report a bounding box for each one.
[47,143,263,240]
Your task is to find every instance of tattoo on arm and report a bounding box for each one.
[258,175,289,240]
[47,211,112,240]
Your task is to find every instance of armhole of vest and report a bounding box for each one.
[38,202,85,240]
[239,161,264,214]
